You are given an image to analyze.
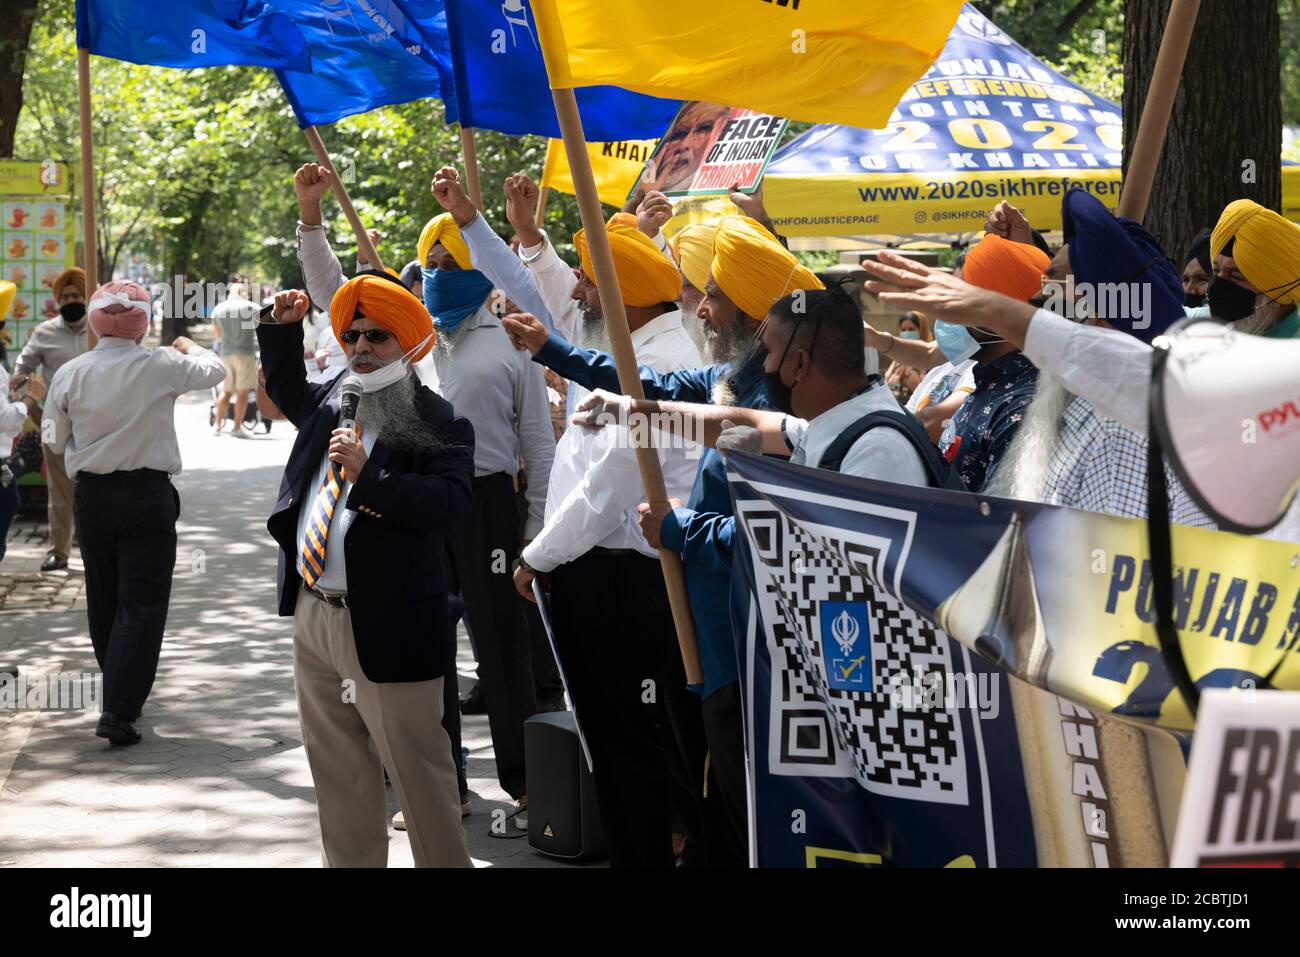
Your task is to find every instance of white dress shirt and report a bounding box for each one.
[44,338,226,475]
[781,381,929,484]
[295,424,378,594]
[522,309,702,572]
[519,231,583,343]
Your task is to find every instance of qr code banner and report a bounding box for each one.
[737,499,970,806]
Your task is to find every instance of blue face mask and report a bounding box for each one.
[898,329,921,340]
[933,320,980,364]
[422,267,494,334]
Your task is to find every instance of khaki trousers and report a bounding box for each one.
[292,589,471,868]
[45,447,75,558]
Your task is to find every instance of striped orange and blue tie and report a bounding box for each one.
[300,429,360,589]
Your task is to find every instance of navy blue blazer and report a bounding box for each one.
[258,320,475,683]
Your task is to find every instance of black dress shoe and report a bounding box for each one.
[40,553,68,572]
[461,682,486,715]
[96,711,142,746]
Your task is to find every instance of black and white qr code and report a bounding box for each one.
[740,503,969,805]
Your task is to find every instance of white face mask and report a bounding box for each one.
[349,331,432,393]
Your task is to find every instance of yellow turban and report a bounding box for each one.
[0,280,14,324]
[573,213,682,308]
[1211,200,1300,304]
[669,224,717,292]
[417,213,472,271]
[329,274,435,362]
[711,216,824,320]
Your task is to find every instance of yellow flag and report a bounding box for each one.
[531,0,967,127]
[541,139,659,209]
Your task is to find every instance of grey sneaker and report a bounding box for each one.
[513,795,527,831]
[392,810,406,831]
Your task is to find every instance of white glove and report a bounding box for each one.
[570,388,630,430]
[716,424,763,454]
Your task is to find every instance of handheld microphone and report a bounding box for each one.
[338,374,364,432]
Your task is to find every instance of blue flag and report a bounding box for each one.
[442,0,679,140]
[273,1,455,127]
[76,0,311,70]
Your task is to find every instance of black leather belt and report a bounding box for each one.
[304,584,350,608]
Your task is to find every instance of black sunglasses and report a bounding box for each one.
[339,328,393,344]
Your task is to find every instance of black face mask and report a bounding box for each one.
[1183,292,1206,309]
[763,369,794,415]
[59,302,86,324]
[1205,276,1256,321]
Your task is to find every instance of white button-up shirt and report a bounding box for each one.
[522,309,702,572]
[782,381,929,484]
[43,337,225,476]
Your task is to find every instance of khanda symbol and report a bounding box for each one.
[831,609,860,657]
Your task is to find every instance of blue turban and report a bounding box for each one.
[1061,189,1184,343]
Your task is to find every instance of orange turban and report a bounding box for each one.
[711,216,823,320]
[573,212,681,308]
[1211,200,1300,305]
[52,267,86,301]
[329,274,435,362]
[417,213,472,270]
[963,234,1050,302]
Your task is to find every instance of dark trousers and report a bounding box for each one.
[701,680,750,866]
[73,470,178,720]
[516,480,564,704]
[0,477,19,562]
[550,549,703,867]
[444,472,535,799]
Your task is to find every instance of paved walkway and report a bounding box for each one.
[0,394,573,868]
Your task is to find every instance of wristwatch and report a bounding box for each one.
[511,556,539,576]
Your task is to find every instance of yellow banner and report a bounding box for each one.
[531,0,967,128]
[540,138,658,209]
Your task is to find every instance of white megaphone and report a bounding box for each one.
[1151,317,1300,534]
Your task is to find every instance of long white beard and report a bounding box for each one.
[984,371,1074,502]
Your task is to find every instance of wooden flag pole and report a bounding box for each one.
[303,126,386,273]
[551,87,702,684]
[533,185,550,227]
[76,48,98,349]
[458,126,484,211]
[1117,0,1201,221]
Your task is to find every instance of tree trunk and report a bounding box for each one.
[161,191,214,345]
[1123,0,1281,262]
[0,0,41,158]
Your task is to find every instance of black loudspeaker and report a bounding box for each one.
[525,711,606,862]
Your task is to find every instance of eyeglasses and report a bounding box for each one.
[339,328,392,345]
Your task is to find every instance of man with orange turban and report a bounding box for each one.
[13,265,87,571]
[258,273,475,868]
[294,161,555,836]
